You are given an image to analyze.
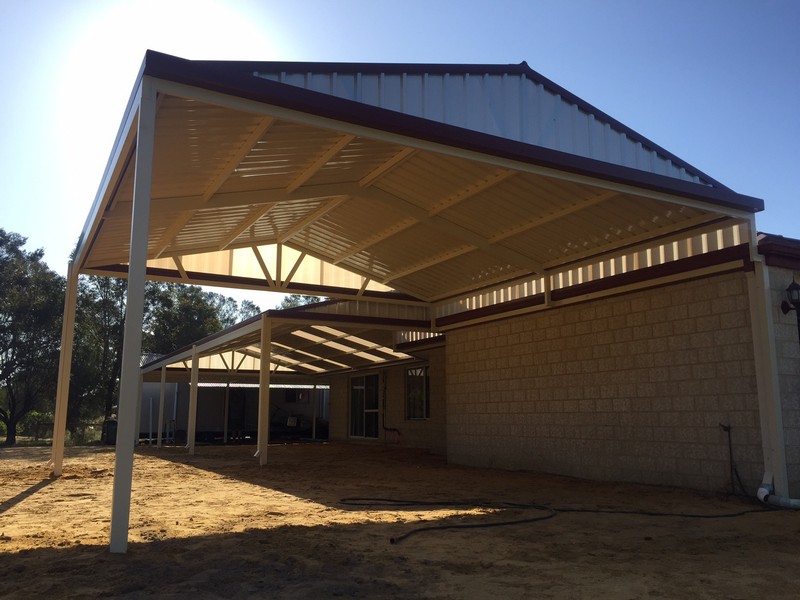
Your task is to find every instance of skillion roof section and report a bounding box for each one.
[140,51,762,214]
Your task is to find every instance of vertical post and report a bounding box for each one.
[223,383,230,444]
[157,366,166,447]
[51,261,79,476]
[109,77,156,554]
[187,345,199,454]
[134,377,142,445]
[312,384,318,441]
[255,315,271,465]
[746,218,788,496]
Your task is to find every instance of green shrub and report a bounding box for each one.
[19,411,53,440]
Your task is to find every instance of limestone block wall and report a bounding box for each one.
[327,349,447,454]
[382,350,447,455]
[446,271,764,492]
[769,265,800,497]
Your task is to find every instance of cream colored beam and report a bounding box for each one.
[286,134,355,193]
[489,190,617,243]
[429,169,516,216]
[152,210,195,259]
[358,147,416,187]
[218,203,276,250]
[277,197,348,244]
[151,117,275,258]
[103,183,357,221]
[173,256,189,280]
[332,217,417,264]
[282,251,307,285]
[362,186,545,273]
[383,245,476,284]
[334,171,514,266]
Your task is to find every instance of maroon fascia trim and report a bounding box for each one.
[435,245,753,329]
[395,335,447,353]
[758,233,800,270]
[140,51,763,214]
[268,309,430,330]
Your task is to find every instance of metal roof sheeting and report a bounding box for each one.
[254,63,714,187]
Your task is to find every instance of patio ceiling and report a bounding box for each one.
[140,301,433,382]
[74,51,763,306]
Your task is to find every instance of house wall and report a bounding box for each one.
[769,265,800,497]
[328,348,447,454]
[445,271,764,492]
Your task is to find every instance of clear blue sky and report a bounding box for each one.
[1,0,798,298]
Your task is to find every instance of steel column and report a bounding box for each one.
[256,315,271,465]
[187,345,199,454]
[157,366,166,448]
[746,217,788,496]
[109,77,156,554]
[51,261,79,476]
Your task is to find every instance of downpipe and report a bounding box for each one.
[757,472,800,509]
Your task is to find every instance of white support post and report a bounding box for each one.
[223,383,230,444]
[51,261,79,476]
[187,345,199,454]
[157,366,166,448]
[255,315,271,465]
[109,77,157,554]
[747,237,789,495]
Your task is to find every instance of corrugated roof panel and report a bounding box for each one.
[152,97,269,198]
[374,152,501,212]
[218,120,344,194]
[397,251,528,301]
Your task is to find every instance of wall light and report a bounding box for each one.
[780,280,800,346]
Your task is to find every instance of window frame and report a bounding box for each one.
[405,365,430,420]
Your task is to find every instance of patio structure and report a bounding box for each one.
[49,51,798,552]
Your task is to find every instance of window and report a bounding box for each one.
[405,366,429,420]
[350,374,379,438]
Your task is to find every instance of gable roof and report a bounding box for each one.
[74,50,763,307]
[250,59,728,190]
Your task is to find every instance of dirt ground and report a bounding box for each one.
[1,443,799,600]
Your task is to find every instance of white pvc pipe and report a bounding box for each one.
[758,473,800,509]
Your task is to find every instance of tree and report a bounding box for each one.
[276,294,322,309]
[69,275,127,424]
[208,293,262,328]
[0,230,64,445]
[143,283,224,355]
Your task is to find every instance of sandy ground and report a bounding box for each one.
[1,443,800,600]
